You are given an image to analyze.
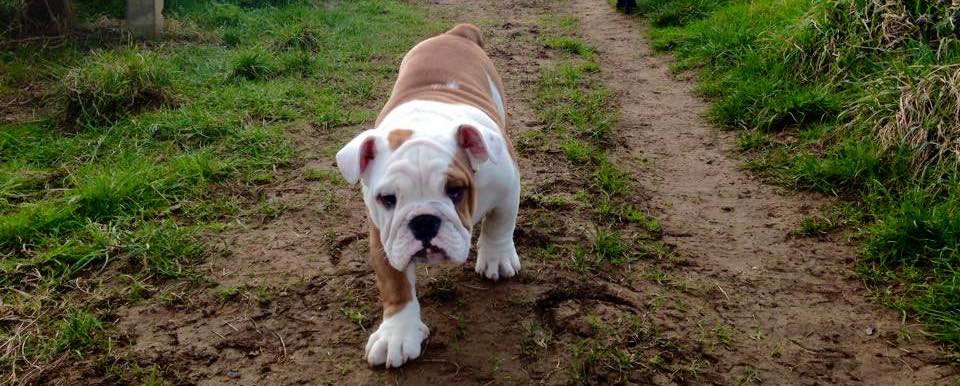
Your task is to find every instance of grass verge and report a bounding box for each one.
[0,1,441,383]
[630,0,960,352]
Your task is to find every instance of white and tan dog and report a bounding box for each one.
[335,24,521,368]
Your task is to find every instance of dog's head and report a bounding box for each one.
[336,123,502,271]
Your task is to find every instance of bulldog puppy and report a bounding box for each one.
[335,23,521,368]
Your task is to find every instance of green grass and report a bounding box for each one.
[569,315,702,383]
[532,16,672,279]
[633,0,734,27]
[303,168,343,185]
[60,50,177,129]
[0,0,442,381]
[594,160,629,195]
[561,139,600,164]
[794,202,863,237]
[230,47,280,81]
[542,36,594,58]
[215,286,245,302]
[50,311,105,357]
[593,228,631,264]
[635,0,960,350]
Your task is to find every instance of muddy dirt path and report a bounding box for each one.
[53,0,958,385]
[567,0,957,384]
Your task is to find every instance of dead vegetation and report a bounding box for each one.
[854,64,960,171]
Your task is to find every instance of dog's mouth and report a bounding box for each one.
[411,245,448,264]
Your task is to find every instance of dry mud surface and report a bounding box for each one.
[45,0,959,385]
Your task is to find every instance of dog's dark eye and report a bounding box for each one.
[446,186,465,203]
[378,194,397,209]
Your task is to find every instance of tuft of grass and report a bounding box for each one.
[595,161,629,195]
[537,59,617,145]
[274,24,325,51]
[50,311,105,357]
[567,246,594,273]
[508,294,534,308]
[853,65,960,171]
[736,130,774,152]
[561,139,599,165]
[794,202,863,237]
[215,286,244,301]
[230,48,280,80]
[625,206,661,233]
[139,365,168,386]
[340,305,370,328]
[125,220,205,279]
[796,215,833,236]
[543,36,594,58]
[712,324,736,349]
[60,51,176,129]
[594,228,631,264]
[732,367,760,386]
[303,168,343,185]
[515,130,547,154]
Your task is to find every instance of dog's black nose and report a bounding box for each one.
[409,214,441,241]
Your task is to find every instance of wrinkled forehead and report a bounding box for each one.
[379,140,456,192]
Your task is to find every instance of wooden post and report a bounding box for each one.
[126,0,164,39]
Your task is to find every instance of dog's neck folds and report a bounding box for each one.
[377,99,500,139]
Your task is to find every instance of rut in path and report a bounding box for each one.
[568,0,957,384]
[60,0,960,385]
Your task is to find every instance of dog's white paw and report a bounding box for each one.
[475,242,520,281]
[365,302,428,368]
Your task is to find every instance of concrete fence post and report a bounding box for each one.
[126,0,164,39]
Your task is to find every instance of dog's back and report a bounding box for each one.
[376,24,507,133]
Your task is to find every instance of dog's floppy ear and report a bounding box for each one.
[456,124,502,170]
[336,129,380,185]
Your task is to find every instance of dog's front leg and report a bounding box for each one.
[364,222,428,368]
[475,186,521,280]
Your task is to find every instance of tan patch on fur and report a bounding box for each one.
[387,128,413,150]
[446,150,476,228]
[368,221,412,316]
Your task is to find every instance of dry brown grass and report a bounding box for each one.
[848,64,960,172]
[794,0,960,75]
[1,276,57,385]
[790,0,960,172]
[827,0,957,51]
